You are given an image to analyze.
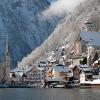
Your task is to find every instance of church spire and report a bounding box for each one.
[4,36,10,83]
[5,35,8,56]
[5,35,11,68]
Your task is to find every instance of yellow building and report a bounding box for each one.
[47,65,72,82]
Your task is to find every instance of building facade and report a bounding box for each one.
[47,65,72,82]
[25,66,45,85]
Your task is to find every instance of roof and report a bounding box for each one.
[39,62,47,67]
[11,66,45,75]
[35,67,45,71]
[47,78,64,82]
[76,65,92,72]
[53,65,69,72]
[93,58,100,66]
[11,67,33,75]
[47,56,56,62]
[80,31,100,46]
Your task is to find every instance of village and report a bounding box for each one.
[0,15,100,88]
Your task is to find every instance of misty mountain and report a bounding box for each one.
[0,0,61,68]
[47,0,57,3]
[18,0,100,67]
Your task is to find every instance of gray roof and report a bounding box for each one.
[80,31,100,46]
[53,65,69,72]
[76,65,92,72]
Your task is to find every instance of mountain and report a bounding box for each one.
[0,0,62,68]
[18,0,100,67]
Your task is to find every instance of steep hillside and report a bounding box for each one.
[0,0,61,68]
[18,0,100,67]
[41,0,100,50]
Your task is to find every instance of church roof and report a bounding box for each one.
[80,31,100,46]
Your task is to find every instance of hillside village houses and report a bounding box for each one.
[67,16,100,83]
[1,15,100,87]
[10,65,46,86]
[70,16,100,66]
[73,31,100,65]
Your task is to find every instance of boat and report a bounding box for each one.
[53,84,66,88]
[49,83,66,88]
[66,83,80,88]
[80,79,100,88]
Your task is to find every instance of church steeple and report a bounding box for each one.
[4,36,10,83]
[0,35,10,84]
[5,36,10,68]
[5,36,8,56]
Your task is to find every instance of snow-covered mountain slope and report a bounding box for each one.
[18,0,100,67]
[0,0,61,68]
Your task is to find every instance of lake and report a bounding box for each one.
[0,88,100,100]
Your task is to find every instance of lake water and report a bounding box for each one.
[0,88,100,100]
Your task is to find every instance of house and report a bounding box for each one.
[72,65,93,81]
[38,61,47,67]
[47,54,58,66]
[10,68,27,84]
[24,66,45,86]
[10,65,46,86]
[47,65,73,82]
[92,58,100,76]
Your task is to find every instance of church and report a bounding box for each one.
[72,16,100,66]
[0,38,11,84]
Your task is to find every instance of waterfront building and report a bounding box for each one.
[72,65,93,81]
[47,65,73,82]
[25,66,45,85]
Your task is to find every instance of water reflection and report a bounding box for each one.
[0,88,99,100]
